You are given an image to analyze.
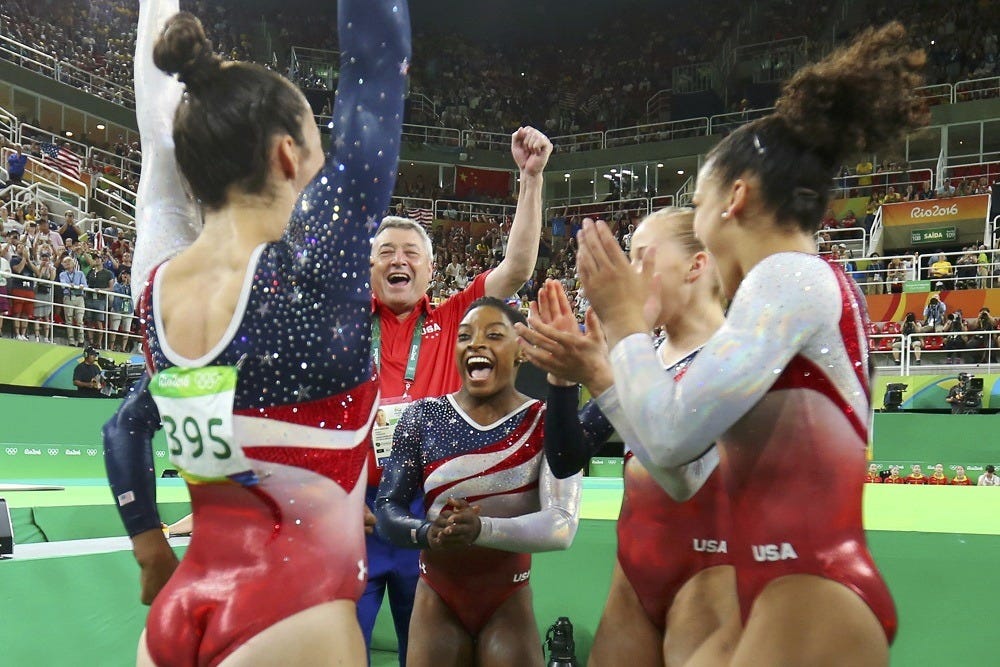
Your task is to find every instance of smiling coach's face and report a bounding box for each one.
[370,227,433,317]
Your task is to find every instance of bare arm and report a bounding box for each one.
[484,127,552,299]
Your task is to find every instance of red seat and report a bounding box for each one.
[867,322,882,335]
[923,336,944,351]
[885,321,901,334]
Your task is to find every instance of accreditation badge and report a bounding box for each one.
[372,396,411,468]
[148,365,256,484]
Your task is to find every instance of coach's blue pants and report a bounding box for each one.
[359,486,421,666]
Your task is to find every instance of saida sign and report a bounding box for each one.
[910,226,957,244]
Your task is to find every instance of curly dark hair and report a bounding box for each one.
[707,22,929,233]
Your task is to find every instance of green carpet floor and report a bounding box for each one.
[2,478,999,665]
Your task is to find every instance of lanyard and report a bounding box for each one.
[371,312,426,393]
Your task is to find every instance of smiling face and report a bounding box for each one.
[371,226,433,316]
[868,464,879,475]
[455,304,521,400]
[911,464,922,476]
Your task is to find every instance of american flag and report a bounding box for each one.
[40,142,82,180]
[409,208,433,226]
[92,227,105,253]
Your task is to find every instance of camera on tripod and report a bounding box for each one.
[883,383,908,412]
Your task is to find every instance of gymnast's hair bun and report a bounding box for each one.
[153,12,222,94]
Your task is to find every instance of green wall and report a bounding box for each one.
[0,392,169,478]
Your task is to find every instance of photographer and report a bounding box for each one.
[946,373,982,414]
[921,296,947,333]
[969,308,997,364]
[891,312,923,365]
[943,311,968,364]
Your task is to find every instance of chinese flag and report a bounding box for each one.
[455,167,512,198]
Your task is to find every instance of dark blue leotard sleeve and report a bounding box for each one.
[544,384,615,479]
[374,400,430,548]
[103,374,163,537]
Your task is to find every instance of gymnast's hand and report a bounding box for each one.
[516,279,613,395]
[131,528,180,605]
[577,218,661,349]
[364,506,377,535]
[511,126,552,178]
[428,498,481,550]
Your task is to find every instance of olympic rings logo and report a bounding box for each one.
[194,372,222,392]
[86,449,98,457]
[47,448,60,456]
[5,448,17,456]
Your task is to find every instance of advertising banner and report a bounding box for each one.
[881,195,990,250]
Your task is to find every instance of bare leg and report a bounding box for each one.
[406,579,475,667]
[671,567,740,667]
[218,601,366,666]
[478,586,544,667]
[588,562,663,667]
[730,575,889,667]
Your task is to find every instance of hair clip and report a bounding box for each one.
[752,134,766,156]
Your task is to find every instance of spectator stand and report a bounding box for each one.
[0,32,134,109]
[604,117,710,148]
[0,146,87,212]
[0,269,138,352]
[955,76,1000,103]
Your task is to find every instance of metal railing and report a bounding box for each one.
[955,76,1000,103]
[916,83,955,107]
[897,330,1000,375]
[709,107,774,135]
[434,199,517,224]
[460,130,512,152]
[832,168,935,199]
[19,122,90,159]
[90,146,141,180]
[1,147,89,207]
[0,270,139,352]
[549,131,605,154]
[816,226,869,257]
[93,176,136,220]
[829,248,999,296]
[0,33,134,108]
[605,118,710,147]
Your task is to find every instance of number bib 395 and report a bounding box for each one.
[149,366,256,484]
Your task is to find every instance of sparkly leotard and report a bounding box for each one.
[131,1,411,664]
[606,253,896,641]
[375,395,599,635]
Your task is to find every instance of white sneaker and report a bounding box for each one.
[16,335,28,341]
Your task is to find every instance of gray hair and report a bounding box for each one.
[374,216,434,261]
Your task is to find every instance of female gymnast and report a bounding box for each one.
[375,297,612,666]
[519,209,739,667]
[575,23,926,666]
[113,0,410,664]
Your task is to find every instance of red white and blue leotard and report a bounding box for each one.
[375,394,605,635]
[131,0,411,664]
[605,253,897,641]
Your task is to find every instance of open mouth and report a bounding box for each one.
[466,356,494,381]
[387,272,411,287]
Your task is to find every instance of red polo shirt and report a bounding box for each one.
[367,271,490,486]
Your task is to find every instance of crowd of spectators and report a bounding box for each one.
[3,0,995,137]
[0,198,136,350]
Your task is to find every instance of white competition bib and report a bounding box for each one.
[372,397,411,468]
[149,366,256,484]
